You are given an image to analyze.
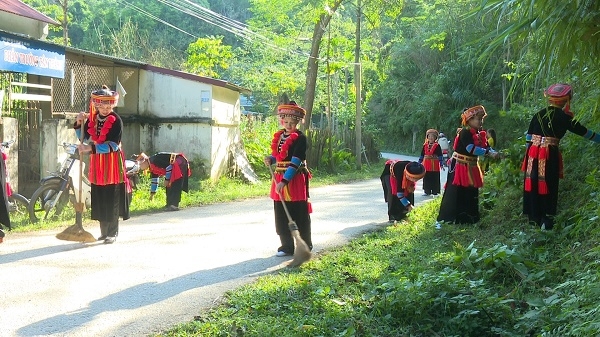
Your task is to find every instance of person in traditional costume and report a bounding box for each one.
[522,83,600,230]
[419,129,444,196]
[74,85,131,244]
[0,142,11,243]
[135,152,191,211]
[264,101,312,257]
[435,105,499,229]
[380,160,426,223]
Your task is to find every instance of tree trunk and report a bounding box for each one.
[354,0,362,170]
[302,0,344,132]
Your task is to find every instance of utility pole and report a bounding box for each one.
[327,19,334,171]
[354,0,362,170]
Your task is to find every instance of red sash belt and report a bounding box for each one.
[451,152,483,188]
[522,135,562,194]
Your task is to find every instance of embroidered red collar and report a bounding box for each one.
[469,128,488,147]
[87,113,117,143]
[271,129,299,161]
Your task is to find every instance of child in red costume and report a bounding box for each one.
[135,152,191,211]
[419,129,444,196]
[380,160,426,222]
[264,101,312,257]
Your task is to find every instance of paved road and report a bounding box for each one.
[1,153,445,337]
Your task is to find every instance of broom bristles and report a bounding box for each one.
[288,229,312,267]
[56,224,96,243]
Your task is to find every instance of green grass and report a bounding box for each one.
[154,199,522,337]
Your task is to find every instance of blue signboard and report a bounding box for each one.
[0,32,65,78]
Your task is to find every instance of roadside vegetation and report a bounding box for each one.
[151,135,600,336]
[7,112,600,336]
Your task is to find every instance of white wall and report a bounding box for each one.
[136,70,242,180]
[138,71,213,118]
[139,122,212,165]
[210,86,241,179]
[40,119,80,180]
[0,13,49,39]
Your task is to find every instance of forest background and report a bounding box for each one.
[22,0,600,170]
[21,0,600,335]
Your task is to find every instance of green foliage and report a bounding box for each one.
[15,1,600,334]
[474,0,600,109]
[322,147,355,172]
[185,36,233,78]
[239,115,279,179]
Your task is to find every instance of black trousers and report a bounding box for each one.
[91,183,129,237]
[166,158,189,207]
[274,201,312,254]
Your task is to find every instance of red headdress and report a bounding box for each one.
[461,105,487,126]
[277,101,306,121]
[545,83,572,115]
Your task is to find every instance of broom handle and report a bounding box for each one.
[267,164,294,223]
[78,116,84,211]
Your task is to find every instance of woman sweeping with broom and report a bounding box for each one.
[264,101,312,265]
[74,85,130,244]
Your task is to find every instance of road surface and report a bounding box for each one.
[1,153,445,337]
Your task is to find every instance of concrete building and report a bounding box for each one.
[0,0,251,196]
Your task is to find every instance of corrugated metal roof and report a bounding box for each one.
[143,65,251,95]
[0,0,59,25]
[65,46,251,94]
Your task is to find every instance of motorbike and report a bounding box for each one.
[27,142,138,223]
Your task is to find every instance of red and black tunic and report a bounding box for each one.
[437,127,489,224]
[522,106,594,225]
[78,111,130,222]
[268,129,312,253]
[420,142,443,195]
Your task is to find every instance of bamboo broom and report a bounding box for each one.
[56,113,96,243]
[268,164,311,267]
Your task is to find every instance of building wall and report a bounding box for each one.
[210,86,241,179]
[0,13,48,39]
[138,71,212,118]
[136,70,242,180]
[40,119,80,182]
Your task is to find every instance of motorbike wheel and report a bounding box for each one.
[8,193,29,215]
[28,182,70,223]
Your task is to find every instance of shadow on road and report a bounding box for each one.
[0,242,91,265]
[17,257,284,336]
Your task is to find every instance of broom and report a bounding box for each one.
[56,114,96,243]
[268,164,311,267]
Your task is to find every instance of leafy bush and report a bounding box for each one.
[240,116,279,179]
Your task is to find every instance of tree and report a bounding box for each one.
[475,0,600,110]
[185,36,233,78]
